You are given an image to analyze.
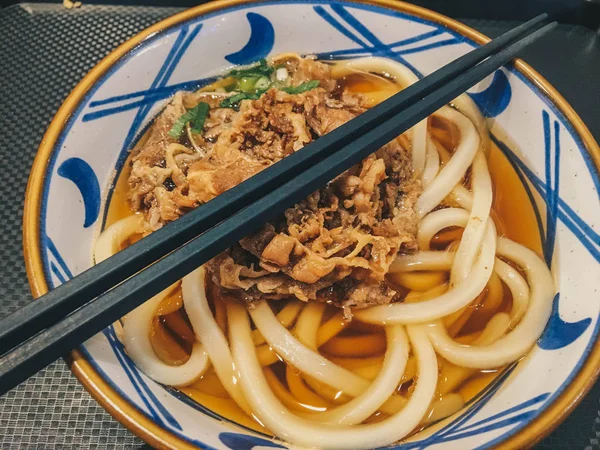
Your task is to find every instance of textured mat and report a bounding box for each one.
[0,3,598,449]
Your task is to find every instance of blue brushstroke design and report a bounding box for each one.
[225,13,274,65]
[548,117,561,266]
[489,133,547,253]
[315,4,424,77]
[492,134,600,262]
[87,76,215,108]
[330,3,394,57]
[469,70,512,118]
[381,366,551,449]
[50,262,66,284]
[89,78,209,107]
[415,368,515,446]
[45,236,72,287]
[393,38,459,56]
[102,329,163,422]
[166,388,227,422]
[83,77,217,122]
[77,342,221,450]
[315,28,458,61]
[56,158,100,228]
[103,327,183,430]
[313,6,370,47]
[219,433,287,450]
[318,28,445,58]
[455,393,549,435]
[117,23,202,163]
[543,110,560,266]
[120,27,188,152]
[46,237,74,279]
[29,243,182,431]
[442,412,537,443]
[538,294,592,350]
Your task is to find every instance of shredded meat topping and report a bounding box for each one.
[127,56,422,311]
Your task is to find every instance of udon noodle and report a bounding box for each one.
[95,54,554,449]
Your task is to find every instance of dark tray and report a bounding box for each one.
[0,2,598,449]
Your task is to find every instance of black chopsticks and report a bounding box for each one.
[0,16,555,395]
[0,13,549,357]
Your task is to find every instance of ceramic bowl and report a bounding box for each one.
[23,1,600,448]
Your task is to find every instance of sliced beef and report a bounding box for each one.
[127,56,422,310]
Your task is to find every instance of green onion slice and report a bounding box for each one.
[190,102,210,134]
[282,80,320,94]
[219,89,268,109]
[254,76,271,90]
[168,101,210,139]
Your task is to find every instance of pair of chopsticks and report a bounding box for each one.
[0,15,555,395]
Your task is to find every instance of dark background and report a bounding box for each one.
[0,0,598,448]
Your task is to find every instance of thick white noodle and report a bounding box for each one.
[418,208,469,250]
[182,267,250,413]
[422,137,441,187]
[336,57,427,172]
[96,216,210,387]
[451,185,474,210]
[122,284,210,386]
[494,258,530,323]
[412,117,429,174]
[450,151,493,284]
[450,93,490,154]
[355,222,496,324]
[427,238,555,368]
[479,312,512,342]
[416,106,480,217]
[389,251,455,273]
[249,302,370,397]
[294,302,325,350]
[425,393,465,425]
[93,214,142,264]
[437,312,510,395]
[230,300,437,450]
[305,325,409,425]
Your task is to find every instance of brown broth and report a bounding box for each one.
[103,65,544,436]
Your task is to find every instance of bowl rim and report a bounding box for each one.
[22,0,600,449]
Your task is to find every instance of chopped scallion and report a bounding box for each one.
[219,89,268,109]
[282,80,320,94]
[168,101,211,139]
[254,76,271,90]
[237,76,260,93]
[190,102,210,134]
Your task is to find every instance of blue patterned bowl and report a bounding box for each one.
[23,1,600,448]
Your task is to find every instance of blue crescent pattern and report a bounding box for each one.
[38,3,600,449]
[469,70,512,117]
[56,157,100,228]
[538,294,592,350]
[225,13,275,65]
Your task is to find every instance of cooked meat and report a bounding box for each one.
[127,55,422,310]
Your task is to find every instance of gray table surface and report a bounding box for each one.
[0,3,598,449]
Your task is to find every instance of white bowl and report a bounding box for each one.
[23,1,600,448]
